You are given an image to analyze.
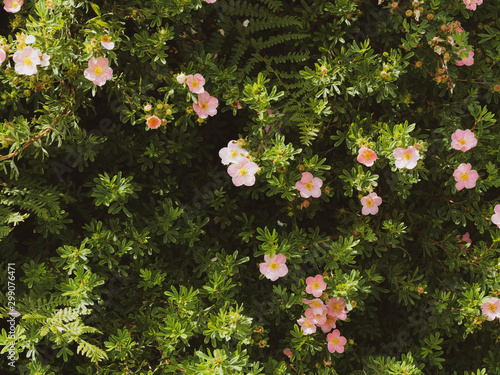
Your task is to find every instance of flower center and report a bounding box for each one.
[312,301,321,307]
[201,102,208,110]
[24,57,32,66]
[312,281,319,289]
[304,320,312,327]
[94,67,103,75]
[13,1,18,6]
[364,151,372,159]
[461,173,469,180]
[270,262,278,270]
[366,199,373,207]
[489,304,497,312]
[332,337,339,345]
[459,139,466,145]
[305,182,313,190]
[192,81,198,87]
[230,150,238,157]
[404,153,412,160]
[333,304,341,311]
[239,168,247,176]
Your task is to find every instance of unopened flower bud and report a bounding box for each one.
[426,13,434,21]
[298,164,305,172]
[186,106,193,114]
[237,138,245,147]
[405,10,413,17]
[197,118,204,123]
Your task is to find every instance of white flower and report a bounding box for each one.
[243,19,249,27]
[25,34,36,44]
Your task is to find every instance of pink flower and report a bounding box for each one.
[456,232,471,250]
[357,147,377,167]
[259,253,288,281]
[393,146,420,169]
[219,140,248,165]
[206,0,217,3]
[295,172,323,198]
[326,297,348,321]
[3,0,23,13]
[283,348,292,359]
[305,275,327,297]
[361,192,382,215]
[455,49,474,66]
[227,157,259,187]
[0,49,5,64]
[297,316,317,335]
[491,204,500,228]
[453,163,478,191]
[13,46,41,76]
[305,305,328,326]
[451,129,477,152]
[186,73,205,94]
[84,57,113,86]
[327,329,347,354]
[232,100,242,109]
[481,297,500,321]
[101,35,114,50]
[302,298,326,316]
[36,50,50,67]
[463,0,482,10]
[193,92,218,119]
[318,314,337,333]
[146,116,161,129]
[176,73,187,84]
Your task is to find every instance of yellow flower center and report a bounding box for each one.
[459,139,466,145]
[239,167,247,176]
[312,301,321,307]
[13,1,18,6]
[270,262,278,270]
[305,182,313,190]
[364,151,372,159]
[201,102,208,110]
[101,35,111,43]
[332,337,339,345]
[333,304,341,311]
[489,304,497,312]
[366,199,373,207]
[94,67,103,75]
[230,150,238,157]
[304,320,312,327]
[312,281,320,289]
[24,57,32,66]
[461,173,469,180]
[404,153,412,160]
[192,81,198,87]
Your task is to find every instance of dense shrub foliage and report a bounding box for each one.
[1,0,500,374]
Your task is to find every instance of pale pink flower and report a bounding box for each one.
[451,129,477,152]
[318,314,337,333]
[0,49,5,64]
[455,49,474,66]
[146,116,161,129]
[463,0,482,10]
[36,50,50,67]
[193,91,218,119]
[305,305,328,326]
[361,192,382,216]
[326,297,348,321]
[186,73,205,94]
[283,348,292,359]
[297,316,317,335]
[101,35,114,50]
[206,0,217,3]
[481,297,500,321]
[84,57,113,86]
[259,253,288,281]
[3,0,23,13]
[227,157,258,187]
[393,146,420,169]
[305,275,327,298]
[219,140,248,165]
[456,232,471,250]
[327,329,347,353]
[295,172,323,198]
[357,147,377,167]
[176,73,187,84]
[25,34,35,44]
[13,46,41,76]
[302,298,326,316]
[491,204,500,228]
[453,163,478,191]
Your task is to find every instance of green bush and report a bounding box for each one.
[1,0,500,374]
